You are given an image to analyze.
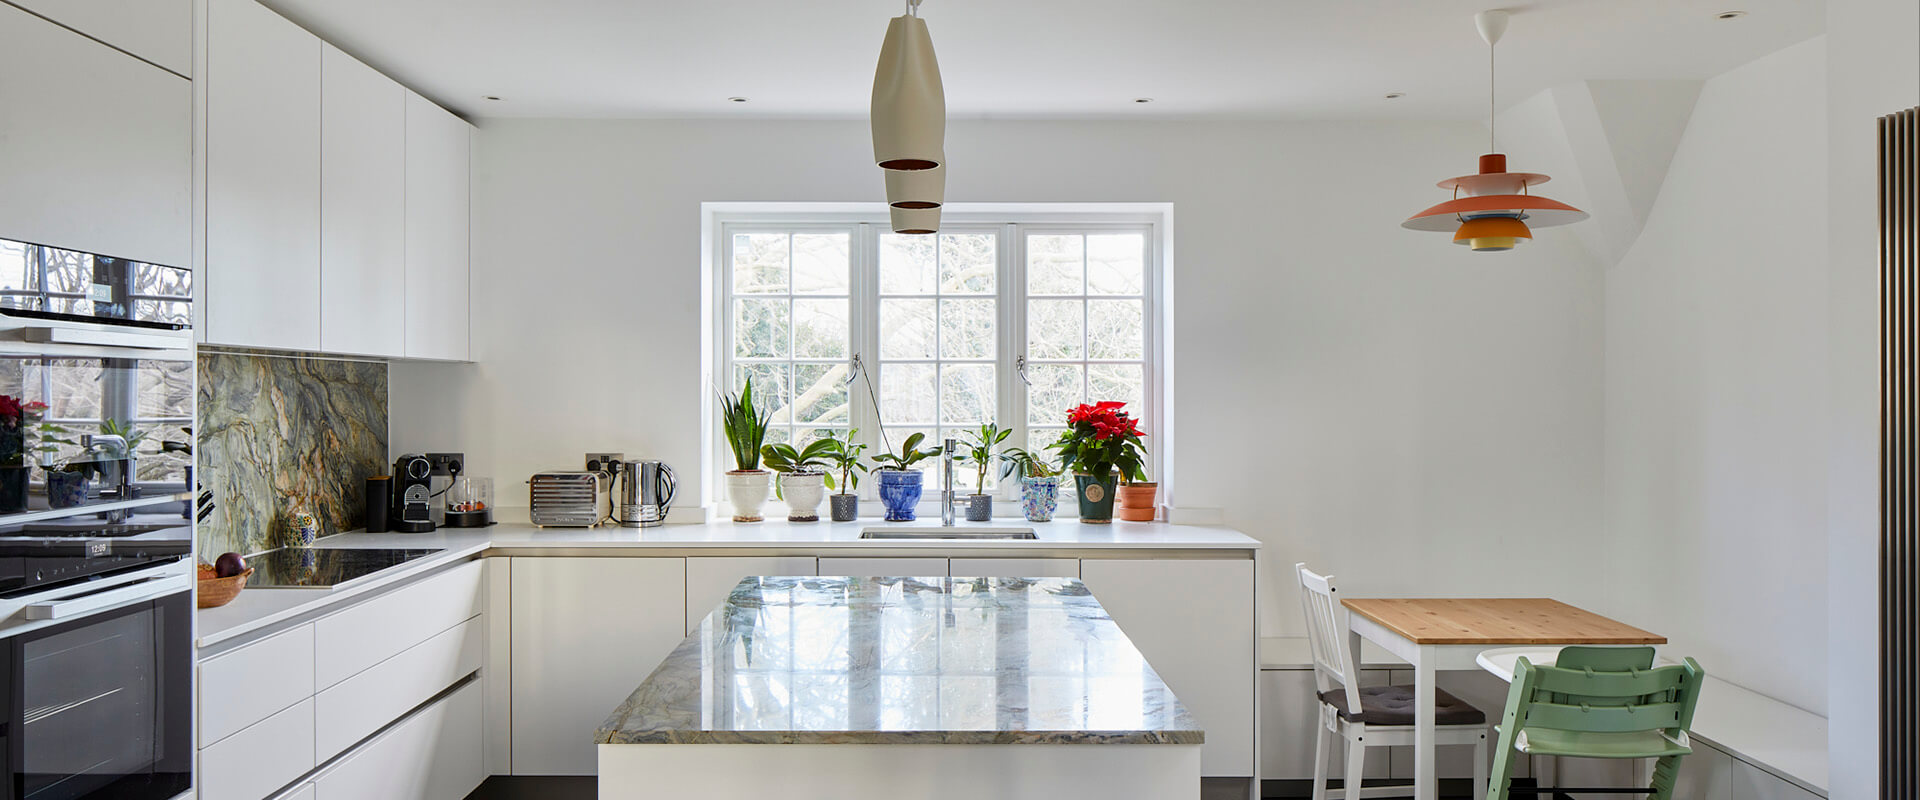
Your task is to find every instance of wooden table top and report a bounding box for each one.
[1340,598,1666,646]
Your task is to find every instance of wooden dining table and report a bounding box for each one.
[1341,598,1665,800]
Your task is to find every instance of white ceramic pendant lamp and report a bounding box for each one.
[1404,10,1588,252]
[871,0,946,234]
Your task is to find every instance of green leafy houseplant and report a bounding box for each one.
[868,432,943,471]
[818,429,869,494]
[998,446,1059,481]
[717,378,774,472]
[760,439,834,500]
[1050,402,1147,482]
[957,423,1010,495]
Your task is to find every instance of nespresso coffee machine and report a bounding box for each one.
[390,454,435,532]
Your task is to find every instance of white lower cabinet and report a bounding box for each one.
[197,698,316,800]
[817,557,948,577]
[685,556,818,633]
[1079,558,1256,778]
[948,557,1078,578]
[269,783,315,800]
[313,680,484,800]
[510,557,687,775]
[315,616,483,759]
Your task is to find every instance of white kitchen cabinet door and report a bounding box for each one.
[196,623,315,747]
[314,680,484,800]
[816,557,947,577]
[0,3,189,267]
[403,93,471,361]
[1079,558,1256,778]
[205,0,320,351]
[270,783,316,800]
[510,557,685,775]
[685,557,818,633]
[196,698,316,800]
[1259,668,1391,782]
[6,0,192,75]
[948,558,1078,579]
[319,43,405,357]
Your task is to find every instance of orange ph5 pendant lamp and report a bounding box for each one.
[1403,10,1587,252]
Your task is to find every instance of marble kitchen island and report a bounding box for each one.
[595,575,1204,799]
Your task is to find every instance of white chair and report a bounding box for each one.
[1295,563,1490,800]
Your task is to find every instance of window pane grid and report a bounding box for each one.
[729,231,853,448]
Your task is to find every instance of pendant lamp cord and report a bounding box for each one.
[906,0,922,16]
[1488,32,1497,153]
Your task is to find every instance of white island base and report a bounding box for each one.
[599,742,1200,799]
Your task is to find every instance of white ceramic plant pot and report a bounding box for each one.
[780,473,827,522]
[727,470,771,522]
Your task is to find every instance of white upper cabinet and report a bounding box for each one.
[320,44,406,358]
[205,0,321,351]
[404,94,472,361]
[0,2,189,267]
[6,0,191,76]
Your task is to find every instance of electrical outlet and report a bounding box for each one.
[584,452,626,473]
[425,452,464,476]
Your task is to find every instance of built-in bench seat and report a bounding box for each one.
[1258,637,1828,798]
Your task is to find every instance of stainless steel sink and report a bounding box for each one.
[859,527,1037,540]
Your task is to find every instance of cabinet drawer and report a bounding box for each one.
[315,680,484,800]
[197,623,315,747]
[315,560,482,689]
[948,558,1078,578]
[198,697,316,800]
[817,557,947,577]
[315,616,482,760]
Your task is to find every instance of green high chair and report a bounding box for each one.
[1486,646,1705,800]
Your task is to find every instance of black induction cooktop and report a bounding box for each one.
[244,547,444,589]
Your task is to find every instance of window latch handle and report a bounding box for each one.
[1016,355,1032,387]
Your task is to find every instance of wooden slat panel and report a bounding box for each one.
[1338,598,1665,645]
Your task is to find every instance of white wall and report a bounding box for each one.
[391,117,1606,636]
[1827,0,1920,793]
[1601,37,1828,715]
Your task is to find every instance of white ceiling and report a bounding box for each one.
[261,0,1824,121]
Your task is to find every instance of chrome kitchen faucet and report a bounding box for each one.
[941,438,957,527]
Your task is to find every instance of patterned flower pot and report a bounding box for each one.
[829,493,859,522]
[726,470,771,522]
[1117,482,1159,522]
[964,494,993,522]
[1021,476,1059,522]
[876,469,924,521]
[779,473,827,522]
[1074,473,1117,524]
[46,470,90,509]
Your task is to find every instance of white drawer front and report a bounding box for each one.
[314,615,482,760]
[315,680,484,800]
[817,557,948,577]
[948,558,1079,578]
[198,698,316,800]
[198,623,316,747]
[315,560,482,688]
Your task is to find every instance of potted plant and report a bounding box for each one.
[819,429,869,522]
[760,438,834,523]
[0,396,42,514]
[956,423,1009,521]
[1050,402,1147,524]
[999,446,1062,523]
[868,432,943,522]
[718,378,774,522]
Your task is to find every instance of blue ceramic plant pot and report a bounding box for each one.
[1022,475,1059,522]
[46,470,90,509]
[876,469,923,522]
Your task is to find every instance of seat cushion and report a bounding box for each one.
[1318,685,1488,726]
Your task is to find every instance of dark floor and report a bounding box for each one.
[466,775,1535,799]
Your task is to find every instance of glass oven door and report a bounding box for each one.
[5,590,189,800]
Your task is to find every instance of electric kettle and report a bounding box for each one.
[615,460,676,528]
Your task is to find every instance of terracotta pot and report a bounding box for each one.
[726,470,771,522]
[1116,482,1159,522]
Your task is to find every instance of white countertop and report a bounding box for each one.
[197,517,1258,651]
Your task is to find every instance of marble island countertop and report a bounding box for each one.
[595,575,1203,746]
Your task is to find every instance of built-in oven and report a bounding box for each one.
[0,580,189,800]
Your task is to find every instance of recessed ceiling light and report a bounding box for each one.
[1133,97,1154,104]
[1716,10,1747,19]
[1385,92,1406,99]
[483,95,502,101]
[728,96,749,103]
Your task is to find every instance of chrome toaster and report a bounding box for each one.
[528,471,605,527]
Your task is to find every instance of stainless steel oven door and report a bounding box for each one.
[2,587,189,800]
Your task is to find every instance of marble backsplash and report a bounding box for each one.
[197,352,387,557]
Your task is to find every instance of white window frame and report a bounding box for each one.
[704,203,1170,519]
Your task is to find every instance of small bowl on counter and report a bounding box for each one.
[197,567,254,609]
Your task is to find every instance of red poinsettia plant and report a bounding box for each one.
[1050,401,1148,482]
[0,396,46,467]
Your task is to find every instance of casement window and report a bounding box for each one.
[713,207,1164,510]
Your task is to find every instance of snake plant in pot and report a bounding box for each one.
[1050,402,1147,523]
[999,446,1061,523]
[718,378,774,522]
[868,432,943,522]
[818,429,869,522]
[761,438,834,522]
[956,423,1009,521]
